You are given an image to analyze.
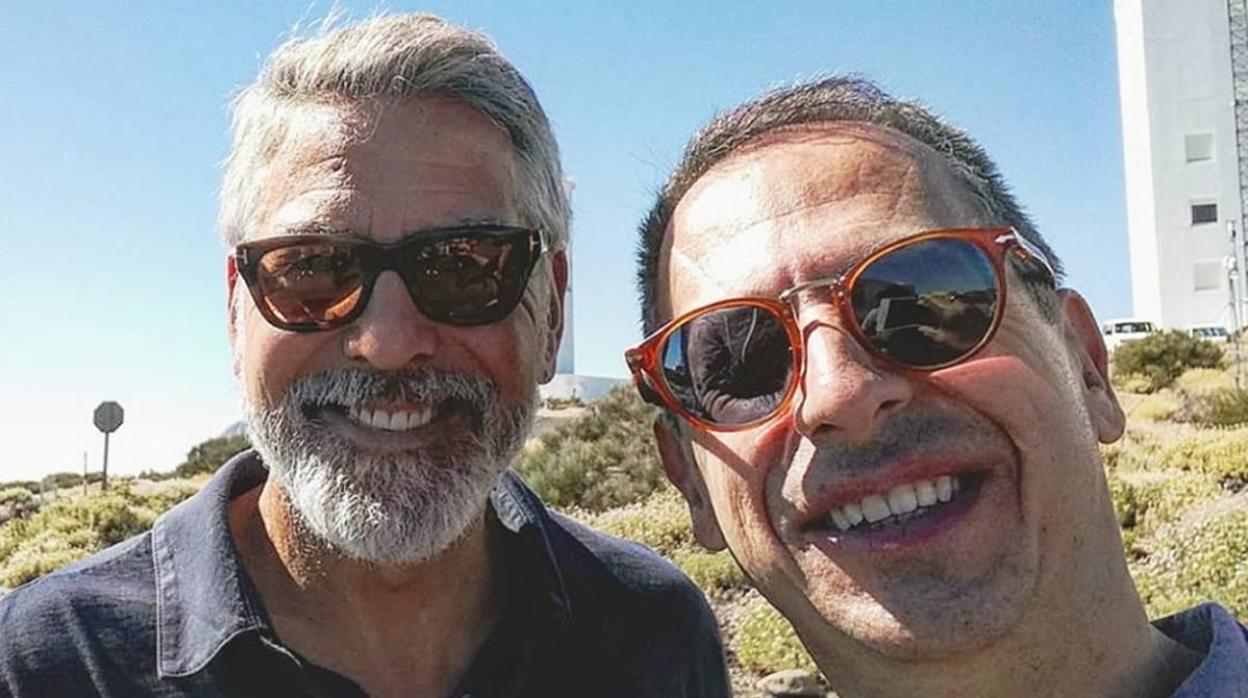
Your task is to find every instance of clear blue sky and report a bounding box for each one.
[0,1,1128,481]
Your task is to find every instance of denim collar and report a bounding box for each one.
[151,450,571,679]
[1154,602,1248,695]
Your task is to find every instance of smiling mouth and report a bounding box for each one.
[806,471,989,535]
[305,399,481,434]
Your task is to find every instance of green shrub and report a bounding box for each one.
[578,488,692,556]
[0,480,200,587]
[1108,469,1224,537]
[1159,428,1248,485]
[1132,509,1248,619]
[515,386,666,512]
[1194,388,1248,427]
[174,435,250,478]
[671,550,747,595]
[1112,372,1155,395]
[732,596,819,675]
[0,488,34,507]
[1174,368,1235,400]
[1127,389,1183,422]
[1113,331,1225,392]
[0,481,40,497]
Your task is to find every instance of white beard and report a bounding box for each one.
[243,367,535,564]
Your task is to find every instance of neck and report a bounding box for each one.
[809,575,1201,698]
[230,477,502,698]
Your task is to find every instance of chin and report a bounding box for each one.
[792,549,1038,662]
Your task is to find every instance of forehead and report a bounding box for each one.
[252,98,521,241]
[660,123,989,313]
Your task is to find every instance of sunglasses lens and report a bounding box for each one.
[254,242,364,328]
[658,304,794,426]
[405,231,537,325]
[851,238,999,367]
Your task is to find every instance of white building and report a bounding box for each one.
[1115,0,1248,331]
[539,178,628,403]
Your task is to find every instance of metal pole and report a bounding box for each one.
[82,452,88,497]
[1232,223,1245,392]
[101,432,110,491]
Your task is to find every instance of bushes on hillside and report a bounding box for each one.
[1132,508,1248,619]
[515,386,667,512]
[174,435,250,478]
[1113,331,1225,392]
[0,480,198,588]
[733,595,819,676]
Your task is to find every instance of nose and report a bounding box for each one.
[342,271,439,370]
[792,317,913,442]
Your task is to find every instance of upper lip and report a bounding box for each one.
[792,443,1012,530]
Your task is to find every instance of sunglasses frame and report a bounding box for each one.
[625,227,1056,432]
[234,225,544,332]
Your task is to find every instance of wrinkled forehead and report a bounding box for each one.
[658,123,989,318]
[251,98,523,240]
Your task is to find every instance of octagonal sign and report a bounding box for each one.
[93,401,124,434]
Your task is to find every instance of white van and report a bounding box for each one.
[1187,325,1232,344]
[1102,318,1156,352]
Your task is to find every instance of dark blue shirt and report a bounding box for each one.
[0,452,729,697]
[1154,603,1248,696]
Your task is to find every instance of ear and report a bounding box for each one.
[654,416,726,551]
[1059,289,1125,443]
[540,249,569,383]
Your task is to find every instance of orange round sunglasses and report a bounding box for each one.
[625,227,1057,432]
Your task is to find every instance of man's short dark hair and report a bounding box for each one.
[636,75,1064,335]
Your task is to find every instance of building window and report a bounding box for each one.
[1192,202,1218,225]
[1194,260,1223,291]
[1185,133,1214,162]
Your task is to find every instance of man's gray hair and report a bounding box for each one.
[219,13,569,250]
[637,75,1063,335]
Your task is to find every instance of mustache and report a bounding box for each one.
[799,412,1000,474]
[282,366,498,415]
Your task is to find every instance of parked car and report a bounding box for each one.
[1102,318,1157,352]
[1186,324,1232,343]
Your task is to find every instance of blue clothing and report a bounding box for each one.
[0,451,729,697]
[1155,602,1248,696]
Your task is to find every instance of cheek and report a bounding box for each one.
[927,353,1104,525]
[457,321,544,402]
[238,311,336,409]
[696,419,799,577]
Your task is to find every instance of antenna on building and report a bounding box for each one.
[1228,221,1244,391]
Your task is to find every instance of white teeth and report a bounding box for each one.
[843,501,864,526]
[861,495,891,523]
[347,406,434,432]
[887,484,918,516]
[829,509,851,532]
[915,480,937,507]
[822,474,967,533]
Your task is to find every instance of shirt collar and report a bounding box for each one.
[152,450,270,678]
[491,469,573,626]
[1153,602,1248,694]
[151,450,572,679]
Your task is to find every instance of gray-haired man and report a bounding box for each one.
[0,14,728,697]
[628,76,1248,697]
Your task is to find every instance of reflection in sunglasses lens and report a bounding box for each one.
[407,236,525,324]
[257,244,365,325]
[851,238,998,367]
[659,305,794,425]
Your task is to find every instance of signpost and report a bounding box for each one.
[92,401,124,490]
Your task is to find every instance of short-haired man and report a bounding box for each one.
[628,77,1248,696]
[0,15,728,697]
